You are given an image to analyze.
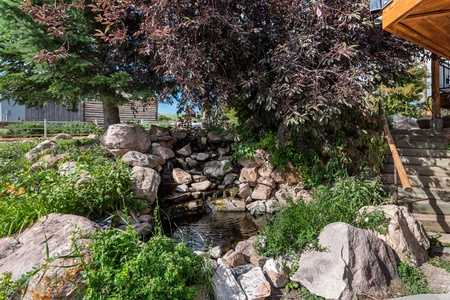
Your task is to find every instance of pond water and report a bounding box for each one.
[164,211,262,251]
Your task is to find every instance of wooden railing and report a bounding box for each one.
[379,101,413,200]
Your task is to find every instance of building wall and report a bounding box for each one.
[0,100,26,121]
[26,102,83,122]
[0,99,158,124]
[83,101,158,126]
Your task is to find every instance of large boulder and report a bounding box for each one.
[358,205,430,266]
[291,222,399,300]
[25,140,58,162]
[131,166,161,204]
[0,213,101,300]
[100,124,150,156]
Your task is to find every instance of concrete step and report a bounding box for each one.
[385,155,450,167]
[411,213,450,233]
[397,187,450,201]
[383,163,450,177]
[392,133,445,142]
[390,129,438,136]
[395,148,450,158]
[400,199,450,215]
[383,174,450,189]
[394,141,447,149]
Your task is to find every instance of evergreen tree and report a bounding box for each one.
[0,0,162,129]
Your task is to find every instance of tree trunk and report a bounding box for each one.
[102,100,121,130]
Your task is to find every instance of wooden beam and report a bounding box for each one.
[432,54,441,119]
[382,0,422,29]
[404,9,450,21]
[384,23,450,60]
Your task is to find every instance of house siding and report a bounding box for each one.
[26,102,83,122]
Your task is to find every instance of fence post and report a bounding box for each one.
[44,119,47,138]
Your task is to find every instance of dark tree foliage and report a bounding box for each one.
[4,0,423,142]
[88,0,422,142]
[0,0,163,129]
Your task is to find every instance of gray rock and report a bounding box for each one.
[212,260,247,300]
[31,153,70,170]
[186,157,198,167]
[358,205,430,267]
[51,133,72,140]
[251,184,272,200]
[100,124,150,156]
[131,166,161,204]
[207,131,222,142]
[172,168,192,184]
[223,173,238,186]
[122,150,157,168]
[258,161,274,177]
[291,222,399,300]
[203,160,232,181]
[177,143,192,156]
[152,145,175,159]
[25,140,58,162]
[208,197,246,212]
[148,154,166,165]
[239,165,259,187]
[191,180,212,191]
[222,250,246,268]
[263,258,289,288]
[171,131,187,139]
[196,152,210,161]
[149,125,170,136]
[246,201,266,215]
[175,184,189,193]
[238,183,253,199]
[237,266,272,300]
[0,213,101,299]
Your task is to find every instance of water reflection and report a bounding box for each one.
[165,212,262,251]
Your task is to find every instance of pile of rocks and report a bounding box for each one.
[98,123,310,220]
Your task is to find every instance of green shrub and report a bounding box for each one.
[82,227,208,300]
[256,176,390,257]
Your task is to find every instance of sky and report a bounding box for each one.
[158,102,178,115]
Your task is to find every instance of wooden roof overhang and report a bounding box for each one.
[382,0,450,60]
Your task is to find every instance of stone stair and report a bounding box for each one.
[382,129,450,233]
